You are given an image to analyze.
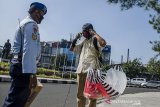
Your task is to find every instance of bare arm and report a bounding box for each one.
[90,29,106,47]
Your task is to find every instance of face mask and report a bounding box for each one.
[83,31,91,39]
[37,15,44,24]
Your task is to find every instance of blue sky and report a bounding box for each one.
[0,0,159,64]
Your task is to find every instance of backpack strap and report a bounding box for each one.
[93,37,99,51]
[93,37,102,63]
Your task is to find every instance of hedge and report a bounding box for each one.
[0,62,77,79]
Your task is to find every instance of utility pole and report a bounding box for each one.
[70,33,74,42]
[54,41,59,74]
[62,42,68,78]
[127,48,130,63]
[121,55,123,64]
[58,54,61,73]
[70,52,74,79]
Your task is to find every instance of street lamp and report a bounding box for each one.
[70,52,74,79]
[62,42,68,78]
[54,41,59,74]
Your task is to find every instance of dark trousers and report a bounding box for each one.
[3,61,31,107]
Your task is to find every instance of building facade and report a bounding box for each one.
[39,40,111,70]
[102,45,111,64]
[39,42,52,68]
[0,45,3,57]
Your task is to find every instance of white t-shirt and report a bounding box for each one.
[73,36,101,73]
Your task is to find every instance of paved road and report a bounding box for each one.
[0,83,77,107]
[0,83,160,107]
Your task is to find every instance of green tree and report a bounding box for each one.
[147,57,160,79]
[107,0,160,33]
[51,54,67,69]
[50,39,70,70]
[122,58,146,78]
[150,40,160,56]
[107,0,160,57]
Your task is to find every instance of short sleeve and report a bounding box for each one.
[22,22,39,73]
[73,43,83,54]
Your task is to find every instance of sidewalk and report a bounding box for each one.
[97,92,160,107]
[0,75,77,84]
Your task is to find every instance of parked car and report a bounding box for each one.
[140,82,148,88]
[127,77,131,86]
[130,78,146,87]
[145,81,160,89]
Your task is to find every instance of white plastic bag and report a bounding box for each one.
[84,69,111,100]
[100,66,127,99]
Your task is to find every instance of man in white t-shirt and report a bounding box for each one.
[70,23,106,107]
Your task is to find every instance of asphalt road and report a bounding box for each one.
[0,83,160,107]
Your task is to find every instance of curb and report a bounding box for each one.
[0,75,77,84]
[0,76,11,82]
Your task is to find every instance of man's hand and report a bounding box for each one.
[89,29,96,36]
[70,32,82,51]
[90,29,106,47]
[75,32,82,40]
[29,74,37,89]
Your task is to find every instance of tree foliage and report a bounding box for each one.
[51,54,67,69]
[150,40,160,57]
[107,0,148,10]
[107,0,160,56]
[122,58,147,78]
[147,57,160,79]
[107,0,160,33]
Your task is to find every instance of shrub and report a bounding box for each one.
[0,62,77,79]
[0,70,9,75]
[0,62,9,71]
